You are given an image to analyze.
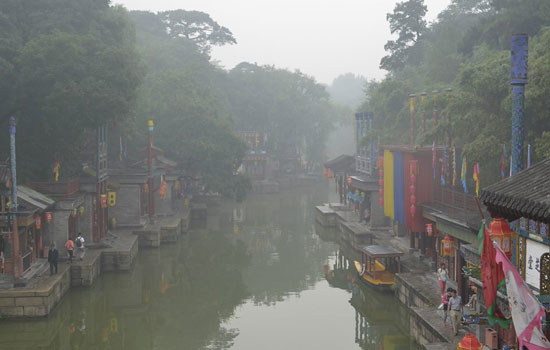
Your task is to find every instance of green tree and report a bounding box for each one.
[159,10,236,55]
[380,0,427,71]
[0,0,142,179]
[130,10,248,200]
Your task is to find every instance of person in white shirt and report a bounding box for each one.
[448,289,463,336]
[437,262,449,295]
[75,233,85,261]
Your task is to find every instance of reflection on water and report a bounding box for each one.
[0,184,416,350]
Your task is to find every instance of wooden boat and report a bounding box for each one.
[354,245,404,290]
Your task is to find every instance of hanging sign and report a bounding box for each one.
[526,239,549,289]
[108,192,116,207]
[45,212,52,224]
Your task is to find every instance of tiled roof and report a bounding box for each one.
[480,158,550,222]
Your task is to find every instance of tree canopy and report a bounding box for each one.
[364,0,550,187]
[0,0,142,179]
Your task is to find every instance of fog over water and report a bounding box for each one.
[114,0,451,84]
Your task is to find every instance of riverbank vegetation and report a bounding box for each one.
[363,0,550,186]
[0,1,343,200]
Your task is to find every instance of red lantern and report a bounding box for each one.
[379,198,384,207]
[410,204,416,217]
[347,177,352,184]
[159,181,168,200]
[379,179,384,187]
[426,223,433,236]
[378,170,383,177]
[409,184,416,194]
[45,212,52,223]
[441,235,454,257]
[411,174,416,184]
[410,195,417,205]
[489,218,514,258]
[35,216,41,229]
[100,194,108,208]
[379,189,383,196]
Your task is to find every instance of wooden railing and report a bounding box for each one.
[433,186,478,212]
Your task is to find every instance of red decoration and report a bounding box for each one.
[347,177,352,184]
[45,212,52,224]
[159,181,168,200]
[35,216,42,229]
[410,195,417,205]
[457,334,482,350]
[426,223,433,236]
[379,179,384,187]
[100,194,108,208]
[410,204,416,216]
[409,184,416,194]
[489,218,514,259]
[378,170,383,177]
[379,189,383,197]
[441,235,454,257]
[379,198,384,207]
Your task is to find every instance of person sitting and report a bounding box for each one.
[466,286,478,310]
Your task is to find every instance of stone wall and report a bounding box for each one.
[370,191,389,228]
[109,184,142,227]
[0,265,71,317]
[160,219,181,243]
[51,210,70,253]
[70,251,101,287]
[395,273,435,308]
[409,308,453,349]
[134,227,160,248]
[102,236,138,271]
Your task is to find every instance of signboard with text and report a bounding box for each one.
[526,239,550,289]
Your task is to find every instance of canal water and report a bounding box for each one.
[0,184,417,350]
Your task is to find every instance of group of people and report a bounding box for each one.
[437,262,463,336]
[47,233,86,276]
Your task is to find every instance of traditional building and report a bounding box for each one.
[481,157,550,293]
[238,132,269,181]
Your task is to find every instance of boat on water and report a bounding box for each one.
[354,245,404,290]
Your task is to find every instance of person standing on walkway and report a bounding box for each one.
[75,233,85,261]
[437,262,448,295]
[48,243,59,275]
[441,288,451,327]
[449,289,463,336]
[65,238,74,263]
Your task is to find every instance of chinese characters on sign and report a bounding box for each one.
[526,239,550,289]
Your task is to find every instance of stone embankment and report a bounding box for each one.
[0,201,191,319]
[316,203,482,350]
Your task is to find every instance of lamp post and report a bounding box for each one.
[147,120,155,223]
[9,117,21,278]
[510,34,528,175]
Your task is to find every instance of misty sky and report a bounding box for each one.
[114,0,451,85]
